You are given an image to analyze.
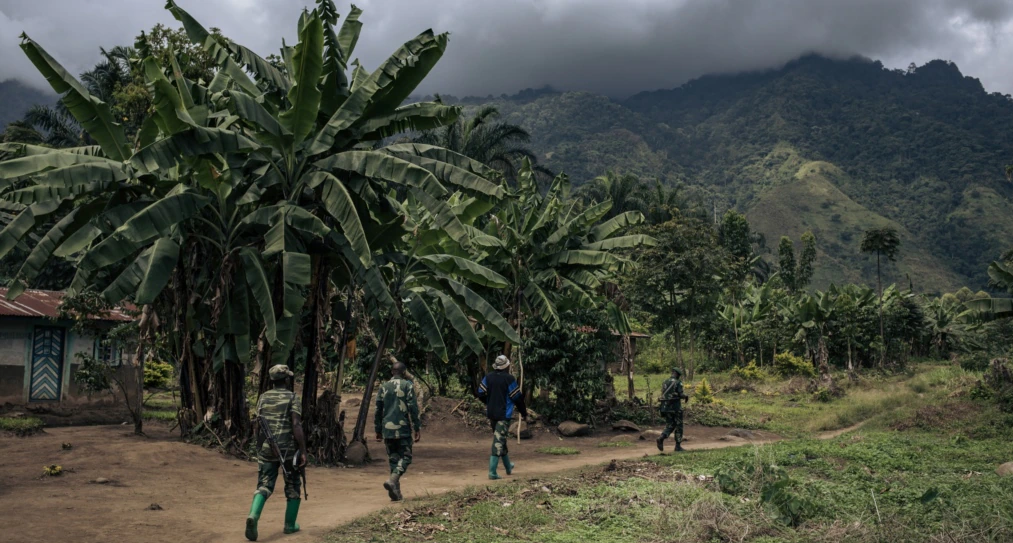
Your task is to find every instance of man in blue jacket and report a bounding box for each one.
[478,354,528,479]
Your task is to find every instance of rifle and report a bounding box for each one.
[257,412,309,500]
[659,379,689,409]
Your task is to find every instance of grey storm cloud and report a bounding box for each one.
[3,0,1013,97]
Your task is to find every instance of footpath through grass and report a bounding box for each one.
[328,362,1013,543]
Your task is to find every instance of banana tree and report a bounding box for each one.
[0,26,269,436]
[478,160,653,332]
[794,291,837,381]
[1,0,507,451]
[348,191,520,443]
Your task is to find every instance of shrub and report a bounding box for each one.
[957,352,991,372]
[774,352,816,378]
[0,416,44,436]
[730,360,766,381]
[685,403,737,426]
[977,359,1013,412]
[74,353,112,393]
[609,400,653,426]
[144,361,174,389]
[812,388,834,403]
[524,309,610,425]
[715,459,814,527]
[694,378,716,404]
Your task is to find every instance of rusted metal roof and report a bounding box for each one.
[0,289,135,322]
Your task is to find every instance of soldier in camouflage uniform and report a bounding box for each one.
[246,365,307,541]
[657,367,690,452]
[374,361,421,501]
[478,355,527,480]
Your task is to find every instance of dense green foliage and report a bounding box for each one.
[524,309,612,424]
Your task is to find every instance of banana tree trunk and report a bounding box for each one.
[352,316,395,444]
[331,320,349,415]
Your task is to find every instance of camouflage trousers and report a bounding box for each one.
[660,410,684,444]
[490,419,510,457]
[256,453,301,500]
[384,437,414,476]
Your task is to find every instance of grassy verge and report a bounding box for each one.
[0,416,44,436]
[536,447,580,455]
[142,409,177,422]
[328,363,1013,543]
[142,391,178,423]
[616,363,978,438]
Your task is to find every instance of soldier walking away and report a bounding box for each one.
[246,365,308,541]
[657,367,690,452]
[374,361,421,501]
[478,355,528,480]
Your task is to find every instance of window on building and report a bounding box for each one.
[94,335,121,366]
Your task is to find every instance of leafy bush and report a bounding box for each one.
[957,352,991,372]
[975,359,1013,412]
[0,416,44,436]
[693,377,716,404]
[730,360,766,381]
[74,353,112,393]
[685,403,736,426]
[774,352,816,377]
[144,361,174,389]
[609,400,654,426]
[715,459,815,527]
[524,309,611,425]
[811,387,835,403]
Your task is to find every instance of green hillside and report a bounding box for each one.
[452,55,1013,293]
[746,156,965,291]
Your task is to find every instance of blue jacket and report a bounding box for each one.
[478,370,528,421]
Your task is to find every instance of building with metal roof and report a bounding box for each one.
[0,289,136,406]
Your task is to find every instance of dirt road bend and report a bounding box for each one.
[0,423,789,543]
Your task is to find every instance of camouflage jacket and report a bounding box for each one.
[660,377,687,413]
[256,389,302,459]
[374,377,421,440]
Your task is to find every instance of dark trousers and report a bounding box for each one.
[660,410,683,444]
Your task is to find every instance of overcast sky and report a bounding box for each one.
[3,0,1013,98]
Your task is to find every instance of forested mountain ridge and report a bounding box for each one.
[3,52,1012,292]
[0,79,53,129]
[448,55,1013,293]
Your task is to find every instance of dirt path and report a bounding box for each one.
[0,420,789,543]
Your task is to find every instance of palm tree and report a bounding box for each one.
[415,105,551,183]
[576,170,650,220]
[21,105,83,147]
[860,227,901,364]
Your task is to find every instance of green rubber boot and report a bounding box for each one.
[488,456,501,480]
[245,493,266,541]
[503,454,515,475]
[283,499,301,535]
[384,471,403,501]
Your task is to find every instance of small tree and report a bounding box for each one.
[523,309,611,425]
[861,228,901,364]
[777,232,817,292]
